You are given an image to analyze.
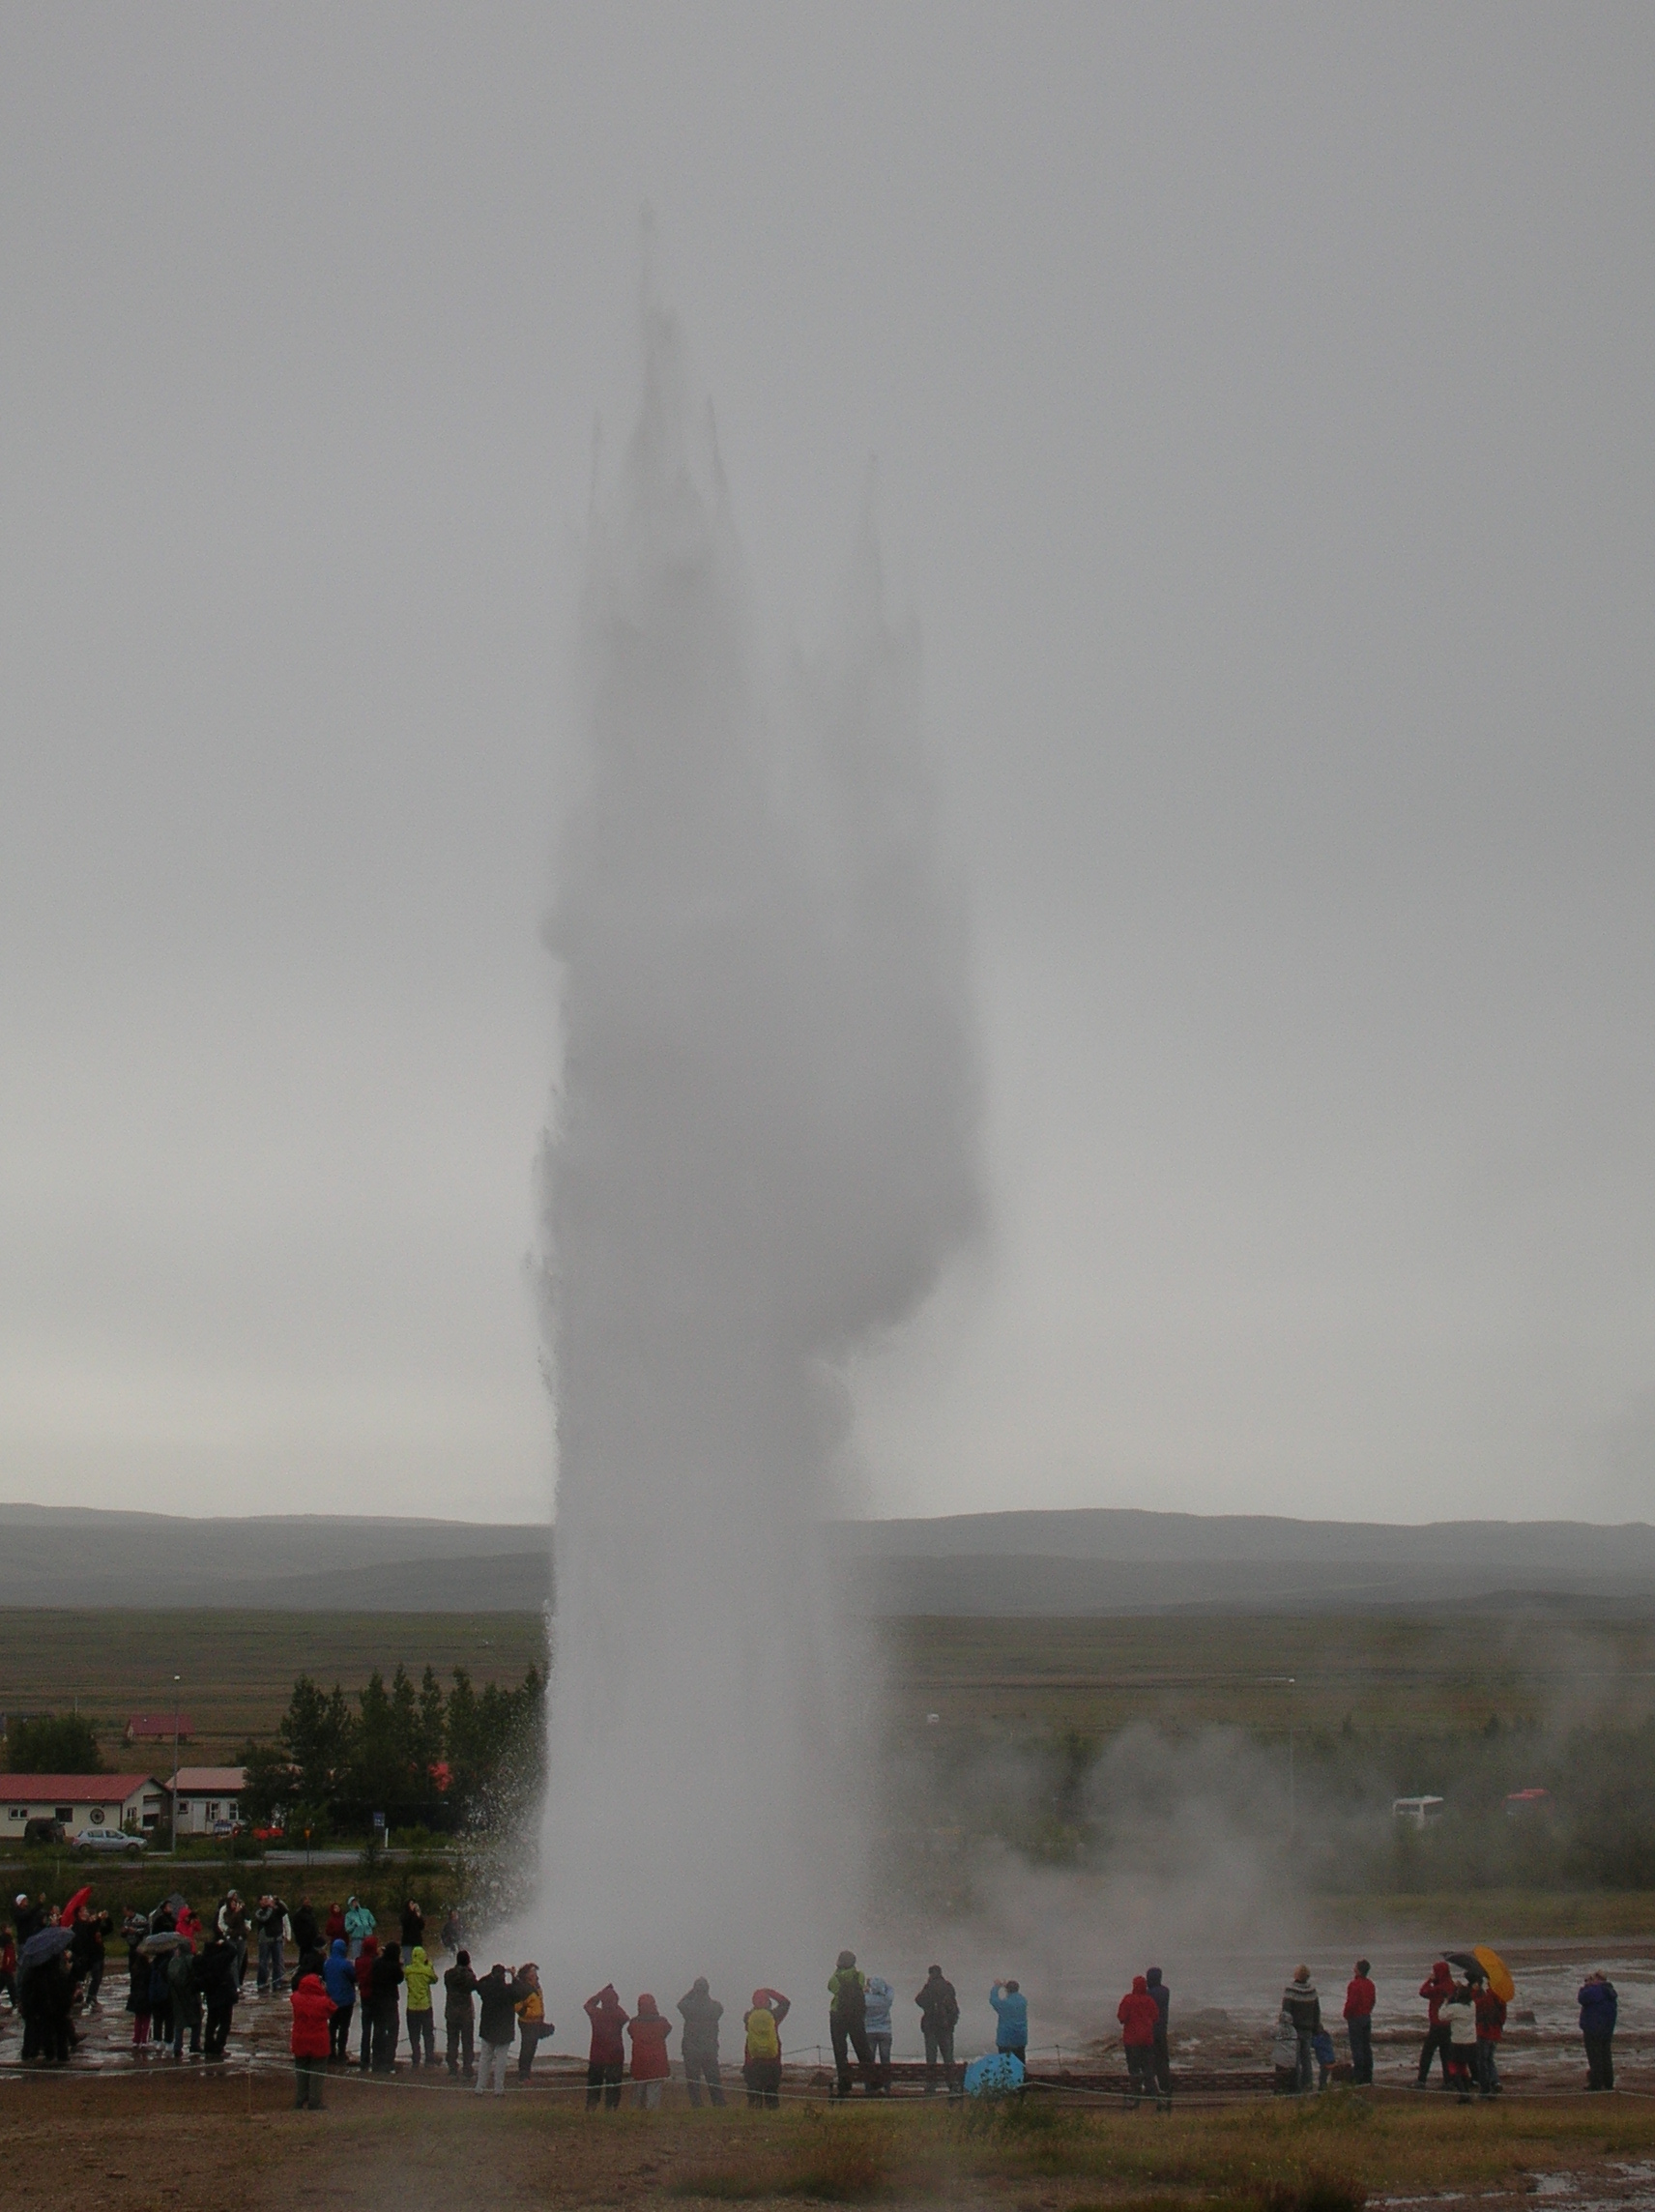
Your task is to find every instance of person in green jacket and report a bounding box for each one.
[403,1944,437,2067]
[828,1950,875,2098]
[343,1897,375,1962]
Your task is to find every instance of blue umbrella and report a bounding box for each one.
[19,1925,74,1970]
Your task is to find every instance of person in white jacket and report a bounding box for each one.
[862,1974,894,2093]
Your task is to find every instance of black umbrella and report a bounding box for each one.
[19,1926,74,1970]
[1445,1950,1486,1983]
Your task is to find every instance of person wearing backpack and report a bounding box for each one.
[828,1951,874,2099]
[743,1988,789,2108]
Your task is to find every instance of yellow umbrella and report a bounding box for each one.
[1473,1946,1515,2004]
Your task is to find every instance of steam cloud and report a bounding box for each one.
[535,284,980,1995]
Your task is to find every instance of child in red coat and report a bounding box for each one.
[290,1969,335,2110]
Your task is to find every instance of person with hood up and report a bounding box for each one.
[1282,1966,1321,2093]
[403,1942,437,2067]
[1416,1959,1455,2086]
[1118,1975,1160,2107]
[915,1965,960,2098]
[862,1972,894,2094]
[585,1982,629,2109]
[368,1938,404,2072]
[1474,1976,1506,2094]
[990,1979,1029,2066]
[628,1992,673,2110]
[476,1963,518,2096]
[125,1914,152,2048]
[445,1949,479,2079]
[197,1930,239,2060]
[514,1963,552,2081]
[324,1902,347,1950]
[743,1988,789,2109]
[343,1895,375,1961]
[677,1977,726,2108]
[1146,1967,1172,2102]
[290,1965,334,2109]
[1343,1960,1376,2085]
[354,1934,380,2067]
[828,1951,874,2099]
[322,1937,356,2061]
[1579,1970,1617,2091]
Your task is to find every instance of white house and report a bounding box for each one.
[1,1774,169,1837]
[170,1765,247,1835]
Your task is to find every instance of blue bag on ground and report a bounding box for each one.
[964,2051,1026,2096]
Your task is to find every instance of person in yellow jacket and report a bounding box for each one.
[743,1988,790,2109]
[402,1944,438,2068]
[515,1962,553,2081]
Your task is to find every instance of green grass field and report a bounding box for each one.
[0,1610,548,1761]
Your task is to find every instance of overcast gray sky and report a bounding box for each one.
[3,5,1651,1526]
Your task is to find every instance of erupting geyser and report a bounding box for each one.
[536,283,979,1994]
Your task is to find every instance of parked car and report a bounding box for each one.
[22,1819,67,1847]
[72,1828,145,1856]
[211,1819,243,1839]
[252,1824,284,1844]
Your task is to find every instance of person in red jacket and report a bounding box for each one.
[1118,1974,1160,2108]
[628,1992,674,2110]
[1343,1959,1376,2084]
[290,1968,335,2110]
[1473,1981,1506,2095]
[1417,1961,1455,2087]
[584,1984,629,2110]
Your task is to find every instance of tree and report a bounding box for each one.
[5,1713,105,1773]
[237,1742,297,1826]
[276,1677,356,1807]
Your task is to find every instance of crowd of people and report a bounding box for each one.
[0,1886,1628,2108]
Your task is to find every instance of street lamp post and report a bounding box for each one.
[169,1674,182,1856]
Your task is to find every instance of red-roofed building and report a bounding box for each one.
[2,1775,169,1837]
[125,1715,191,1745]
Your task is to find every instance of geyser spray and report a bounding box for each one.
[534,285,979,2006]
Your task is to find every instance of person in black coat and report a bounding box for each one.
[445,1951,479,2079]
[369,1940,405,2072]
[915,1966,960,2098]
[196,1932,239,2060]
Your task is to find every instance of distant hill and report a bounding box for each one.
[2,1502,1652,1615]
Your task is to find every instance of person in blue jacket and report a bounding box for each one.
[1579,1970,1617,2091]
[322,1937,356,2061]
[990,1979,1028,2064]
[861,1973,894,2094]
